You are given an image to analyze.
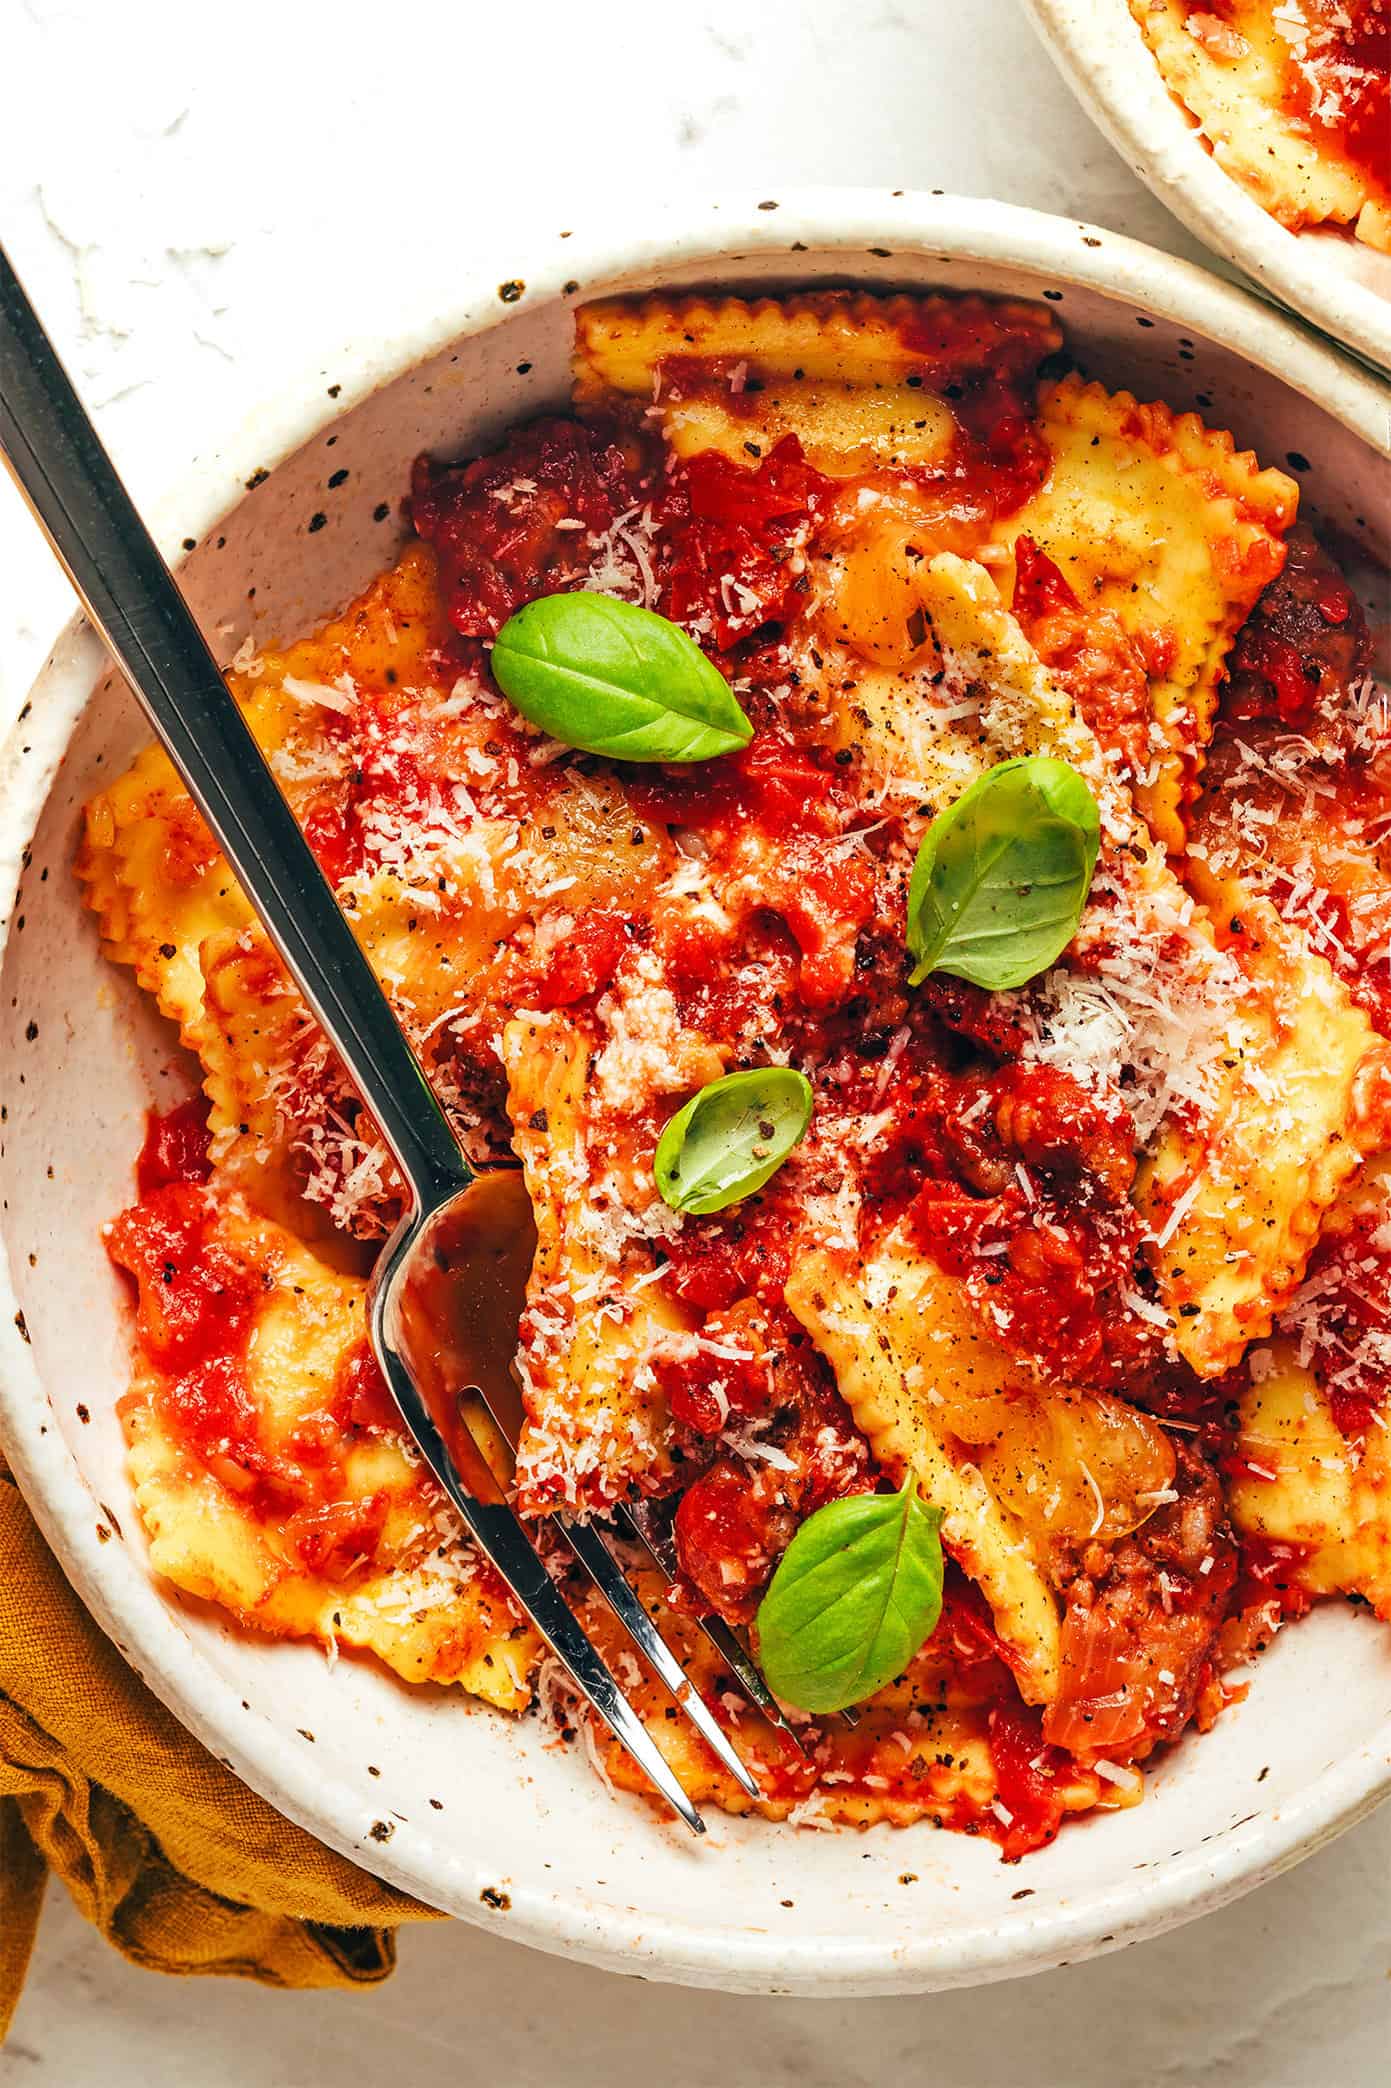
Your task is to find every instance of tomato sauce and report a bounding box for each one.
[1294,1212,1391,1441]
[1273,0,1391,203]
[987,1703,1068,1861]
[860,1048,1159,1390]
[136,1096,212,1196]
[1224,525,1373,730]
[1011,536,1154,783]
[411,415,656,640]
[653,436,834,649]
[107,1180,268,1484]
[533,907,632,1009]
[1233,1534,1317,1622]
[111,1112,417,1577]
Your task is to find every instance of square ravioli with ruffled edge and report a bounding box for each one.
[80,285,1390,1856]
[1130,1,1391,251]
[105,1126,539,1702]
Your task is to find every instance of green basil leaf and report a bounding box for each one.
[491,591,752,763]
[654,1067,813,1216]
[906,755,1100,991]
[755,1475,945,1714]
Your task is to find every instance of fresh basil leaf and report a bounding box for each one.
[755,1475,945,1714]
[906,755,1100,991]
[491,591,752,763]
[654,1067,813,1216]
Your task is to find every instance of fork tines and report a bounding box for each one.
[466,1388,763,1824]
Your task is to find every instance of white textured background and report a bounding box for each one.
[1,2,1387,2081]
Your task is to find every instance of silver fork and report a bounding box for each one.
[0,243,760,1833]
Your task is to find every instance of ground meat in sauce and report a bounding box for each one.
[411,416,655,640]
[1045,1444,1237,1759]
[1223,524,1374,733]
[662,1305,875,1624]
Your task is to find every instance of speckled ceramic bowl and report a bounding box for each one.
[1023,0,1391,373]
[1,193,1389,1996]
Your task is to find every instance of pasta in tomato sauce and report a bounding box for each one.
[81,289,1390,1856]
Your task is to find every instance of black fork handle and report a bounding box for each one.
[0,242,469,1212]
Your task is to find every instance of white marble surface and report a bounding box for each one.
[0,0,1387,2079]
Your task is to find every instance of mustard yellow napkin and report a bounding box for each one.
[0,1458,442,2040]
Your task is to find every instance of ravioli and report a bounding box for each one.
[1131,0,1391,251]
[990,375,1296,849]
[108,1189,539,1705]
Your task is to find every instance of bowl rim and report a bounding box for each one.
[1021,0,1391,375]
[1,188,1389,1995]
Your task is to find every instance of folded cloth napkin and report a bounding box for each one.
[0,1457,441,2039]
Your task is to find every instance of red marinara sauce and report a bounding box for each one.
[410,415,656,640]
[135,1095,213,1195]
[1291,1212,1391,1441]
[115,1102,269,1480]
[110,1105,403,1561]
[1224,524,1374,729]
[106,1177,266,1482]
[1274,1,1391,202]
[1232,1534,1317,1623]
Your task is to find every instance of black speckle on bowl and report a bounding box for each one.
[328,468,349,490]
[369,1820,394,1843]
[498,280,525,304]
[480,1886,510,1910]
[245,468,269,492]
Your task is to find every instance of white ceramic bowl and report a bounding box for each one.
[1,193,1389,1997]
[1023,0,1391,373]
